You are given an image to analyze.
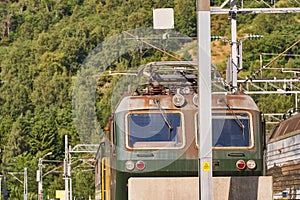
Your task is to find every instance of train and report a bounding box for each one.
[267,112,300,199]
[94,61,268,200]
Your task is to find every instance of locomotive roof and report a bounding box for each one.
[114,93,260,113]
[112,61,259,113]
[212,93,259,111]
[268,113,300,141]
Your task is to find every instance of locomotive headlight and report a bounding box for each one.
[236,160,246,170]
[172,93,185,107]
[246,160,256,170]
[136,160,145,170]
[125,160,135,171]
[192,94,198,106]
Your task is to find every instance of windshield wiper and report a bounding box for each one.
[219,98,245,139]
[153,99,173,131]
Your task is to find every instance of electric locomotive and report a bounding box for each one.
[95,61,266,200]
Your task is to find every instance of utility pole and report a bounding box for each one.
[69,144,98,199]
[0,175,2,200]
[3,165,7,200]
[63,135,73,200]
[64,135,69,200]
[197,0,213,199]
[68,145,72,200]
[63,141,98,200]
[211,1,300,91]
[2,166,28,200]
[230,0,238,91]
[37,152,52,200]
[37,159,42,200]
[24,168,27,200]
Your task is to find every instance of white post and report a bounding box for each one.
[238,41,243,70]
[296,93,298,111]
[38,159,42,200]
[69,145,72,200]
[230,0,238,90]
[197,0,213,199]
[24,168,27,200]
[64,135,69,200]
[37,152,52,200]
[69,178,72,200]
[0,175,2,200]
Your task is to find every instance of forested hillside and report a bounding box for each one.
[0,0,299,199]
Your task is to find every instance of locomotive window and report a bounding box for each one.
[127,113,183,149]
[212,113,250,147]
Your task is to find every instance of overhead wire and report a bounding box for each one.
[242,38,300,84]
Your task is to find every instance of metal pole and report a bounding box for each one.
[197,0,213,199]
[296,93,298,111]
[3,167,7,200]
[69,178,72,200]
[238,41,243,71]
[230,0,238,90]
[24,168,27,200]
[38,158,42,200]
[0,175,2,200]
[69,145,72,200]
[64,135,69,200]
[37,152,52,200]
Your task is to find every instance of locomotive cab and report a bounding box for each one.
[95,61,266,200]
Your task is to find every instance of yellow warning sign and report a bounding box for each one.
[56,190,65,198]
[203,162,210,172]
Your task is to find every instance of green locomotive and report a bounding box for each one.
[95,61,266,200]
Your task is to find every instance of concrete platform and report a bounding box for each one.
[128,176,273,200]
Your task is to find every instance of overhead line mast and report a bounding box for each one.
[211,0,300,91]
[210,0,300,127]
[196,1,300,198]
[197,0,213,199]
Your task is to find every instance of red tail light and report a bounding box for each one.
[136,160,145,170]
[236,160,246,170]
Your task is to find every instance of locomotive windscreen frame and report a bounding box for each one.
[125,111,185,149]
[212,113,250,147]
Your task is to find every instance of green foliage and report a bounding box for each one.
[72,169,95,198]
[174,0,197,37]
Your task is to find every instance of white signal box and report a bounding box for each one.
[153,8,174,29]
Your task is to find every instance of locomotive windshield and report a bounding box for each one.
[212,113,250,147]
[127,112,183,149]
[196,112,252,147]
